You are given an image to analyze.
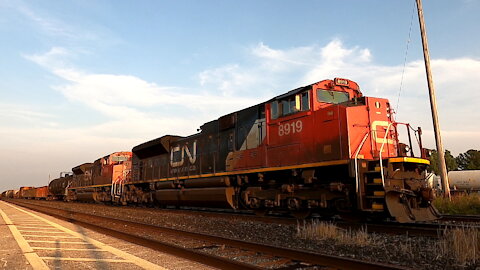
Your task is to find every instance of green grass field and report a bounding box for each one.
[434,193,480,215]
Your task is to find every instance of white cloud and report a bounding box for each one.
[25,48,263,120]
[24,47,71,70]
[9,1,81,40]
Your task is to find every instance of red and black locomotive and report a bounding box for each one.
[5,78,439,223]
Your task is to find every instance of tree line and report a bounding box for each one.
[428,149,480,175]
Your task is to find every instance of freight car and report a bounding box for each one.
[34,186,49,199]
[448,170,480,193]
[22,186,48,200]
[63,78,437,223]
[48,173,73,200]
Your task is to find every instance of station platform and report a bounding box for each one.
[0,201,212,270]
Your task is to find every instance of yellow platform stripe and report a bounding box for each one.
[0,203,49,270]
[11,222,46,225]
[32,247,107,251]
[388,157,430,165]
[22,235,80,238]
[15,226,55,229]
[18,230,71,234]
[41,257,130,263]
[5,202,167,270]
[27,240,91,244]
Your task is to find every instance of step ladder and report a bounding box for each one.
[362,165,386,211]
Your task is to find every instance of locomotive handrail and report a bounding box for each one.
[354,132,370,210]
[111,179,117,198]
[111,169,128,198]
[394,122,424,158]
[379,123,394,188]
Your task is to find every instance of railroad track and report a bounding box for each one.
[439,214,480,223]
[6,199,464,238]
[5,199,407,270]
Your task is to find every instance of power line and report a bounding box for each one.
[396,0,416,114]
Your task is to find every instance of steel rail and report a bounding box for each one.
[439,214,480,223]
[6,199,408,270]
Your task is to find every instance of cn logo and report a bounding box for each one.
[170,141,197,168]
[371,121,393,144]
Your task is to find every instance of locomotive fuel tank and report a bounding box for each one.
[155,187,236,208]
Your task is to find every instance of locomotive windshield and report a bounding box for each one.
[316,89,349,104]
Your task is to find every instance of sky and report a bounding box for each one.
[1,0,479,191]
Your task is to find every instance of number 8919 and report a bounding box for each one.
[278,120,303,136]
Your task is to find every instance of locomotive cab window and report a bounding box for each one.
[316,89,349,104]
[270,91,310,119]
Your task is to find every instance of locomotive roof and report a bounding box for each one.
[132,135,183,158]
[270,85,311,102]
[72,163,93,175]
[212,80,317,121]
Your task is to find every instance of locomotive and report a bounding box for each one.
[3,78,438,223]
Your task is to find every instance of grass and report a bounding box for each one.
[438,226,480,265]
[433,193,480,215]
[296,219,480,266]
[296,220,371,247]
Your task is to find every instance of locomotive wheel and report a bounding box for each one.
[291,209,311,219]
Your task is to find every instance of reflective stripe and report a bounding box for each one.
[71,159,350,189]
[388,157,430,165]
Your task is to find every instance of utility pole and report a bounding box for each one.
[415,0,450,198]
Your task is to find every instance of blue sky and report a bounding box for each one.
[1,0,479,190]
